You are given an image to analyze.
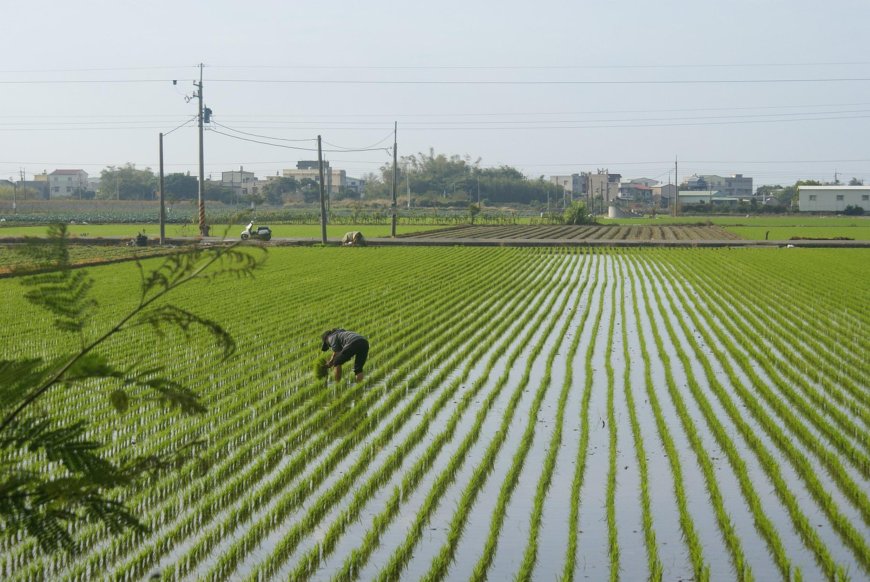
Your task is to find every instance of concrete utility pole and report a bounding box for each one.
[674,156,679,217]
[195,63,207,237]
[318,136,327,245]
[391,122,398,238]
[159,133,165,245]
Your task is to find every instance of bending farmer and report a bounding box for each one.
[321,329,369,382]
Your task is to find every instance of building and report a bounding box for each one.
[221,167,259,198]
[549,174,582,196]
[652,183,676,207]
[684,174,753,197]
[48,169,89,198]
[346,177,366,196]
[282,161,346,195]
[798,185,870,212]
[619,182,654,202]
[678,190,752,208]
[627,177,658,188]
[583,170,621,206]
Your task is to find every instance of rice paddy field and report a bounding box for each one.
[0,245,868,581]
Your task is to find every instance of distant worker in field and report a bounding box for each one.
[321,328,369,382]
[341,231,366,246]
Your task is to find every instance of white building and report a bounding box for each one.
[799,186,870,212]
[549,174,582,195]
[283,161,346,194]
[48,169,88,198]
[221,167,258,198]
[684,174,753,197]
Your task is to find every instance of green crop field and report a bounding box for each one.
[1,246,867,581]
[0,223,444,240]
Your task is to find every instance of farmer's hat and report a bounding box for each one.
[321,328,339,351]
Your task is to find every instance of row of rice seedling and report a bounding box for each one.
[328,253,587,581]
[623,258,710,581]
[154,248,540,580]
[234,252,580,581]
[3,246,866,580]
[702,255,868,415]
[562,253,620,580]
[514,252,600,580]
[465,255,593,581]
[640,252,837,579]
[659,253,870,531]
[5,250,440,580]
[685,251,869,436]
[604,257,620,581]
[716,250,869,386]
[414,253,587,582]
[200,250,568,580]
[136,249,556,580]
[614,255,663,580]
[50,249,466,580]
[1,246,524,580]
[285,253,588,581]
[634,253,766,580]
[371,252,588,581]
[650,250,869,577]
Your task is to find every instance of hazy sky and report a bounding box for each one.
[3,0,869,187]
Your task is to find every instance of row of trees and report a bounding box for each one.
[360,149,562,207]
[94,166,324,205]
[82,154,568,209]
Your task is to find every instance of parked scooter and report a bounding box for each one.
[241,221,272,241]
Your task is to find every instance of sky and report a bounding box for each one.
[2,0,869,188]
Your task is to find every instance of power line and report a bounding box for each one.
[210,120,318,142]
[163,114,198,136]
[322,130,396,151]
[3,61,870,75]
[3,77,870,85]
[208,128,390,153]
[206,108,870,127]
[212,101,870,119]
[210,61,870,70]
[210,77,870,86]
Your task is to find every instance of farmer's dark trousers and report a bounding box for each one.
[333,339,369,374]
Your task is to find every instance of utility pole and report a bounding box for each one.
[318,135,327,245]
[391,122,398,238]
[674,156,679,217]
[406,161,411,209]
[195,63,207,237]
[159,133,165,245]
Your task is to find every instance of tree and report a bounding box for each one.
[563,201,595,225]
[299,178,320,204]
[99,164,157,200]
[364,149,557,206]
[163,173,198,201]
[0,225,264,553]
[260,177,297,205]
[848,177,864,186]
[204,181,235,204]
[468,203,480,225]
